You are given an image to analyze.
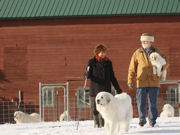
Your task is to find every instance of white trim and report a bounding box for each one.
[140,36,154,42]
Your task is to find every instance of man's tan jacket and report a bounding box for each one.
[128,46,169,88]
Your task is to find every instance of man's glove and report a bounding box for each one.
[128,83,133,90]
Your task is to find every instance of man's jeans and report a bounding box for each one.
[136,87,159,124]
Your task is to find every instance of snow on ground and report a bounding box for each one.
[0,117,180,135]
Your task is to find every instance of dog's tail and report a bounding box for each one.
[117,93,132,104]
[121,93,133,120]
[125,101,133,121]
[116,93,133,120]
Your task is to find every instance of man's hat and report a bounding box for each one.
[140,33,154,42]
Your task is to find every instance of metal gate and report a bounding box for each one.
[39,82,69,121]
[160,80,180,115]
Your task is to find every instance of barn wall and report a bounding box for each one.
[0,15,180,107]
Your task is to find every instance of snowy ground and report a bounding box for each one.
[1,117,180,135]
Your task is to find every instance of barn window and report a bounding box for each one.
[76,87,90,108]
[43,87,55,108]
[76,86,117,108]
[166,86,179,106]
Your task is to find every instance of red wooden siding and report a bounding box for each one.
[0,16,180,116]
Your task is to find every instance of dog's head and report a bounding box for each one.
[96,92,112,106]
[14,111,24,121]
[60,114,66,121]
[60,111,68,121]
[150,52,159,62]
[163,104,173,111]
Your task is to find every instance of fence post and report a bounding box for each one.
[67,81,69,121]
[39,82,42,121]
[64,87,66,112]
[18,90,22,109]
[178,83,180,116]
[56,91,59,121]
[8,101,10,123]
[3,101,5,123]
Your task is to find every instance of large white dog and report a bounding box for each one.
[96,92,133,134]
[59,111,71,121]
[160,104,174,118]
[14,111,41,123]
[149,52,167,81]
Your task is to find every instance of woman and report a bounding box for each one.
[85,44,122,128]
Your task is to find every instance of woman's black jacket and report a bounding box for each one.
[85,57,122,97]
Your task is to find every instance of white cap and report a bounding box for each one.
[140,35,154,42]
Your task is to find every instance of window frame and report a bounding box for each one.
[42,87,55,108]
[167,86,179,106]
[76,87,90,108]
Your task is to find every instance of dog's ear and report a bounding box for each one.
[105,94,111,104]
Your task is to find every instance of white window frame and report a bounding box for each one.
[76,87,90,108]
[43,87,55,108]
[167,86,179,106]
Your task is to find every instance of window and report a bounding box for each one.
[76,86,117,108]
[42,87,55,108]
[167,86,179,106]
[76,87,90,108]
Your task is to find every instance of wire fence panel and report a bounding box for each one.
[0,81,179,124]
[0,99,39,124]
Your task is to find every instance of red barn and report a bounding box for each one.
[0,0,180,123]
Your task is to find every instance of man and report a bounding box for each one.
[128,33,169,127]
[85,44,122,128]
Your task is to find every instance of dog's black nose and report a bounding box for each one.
[97,99,100,104]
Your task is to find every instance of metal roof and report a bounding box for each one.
[0,0,180,19]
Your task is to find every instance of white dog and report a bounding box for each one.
[14,111,41,123]
[96,92,133,134]
[160,104,174,118]
[149,52,167,81]
[59,111,71,121]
